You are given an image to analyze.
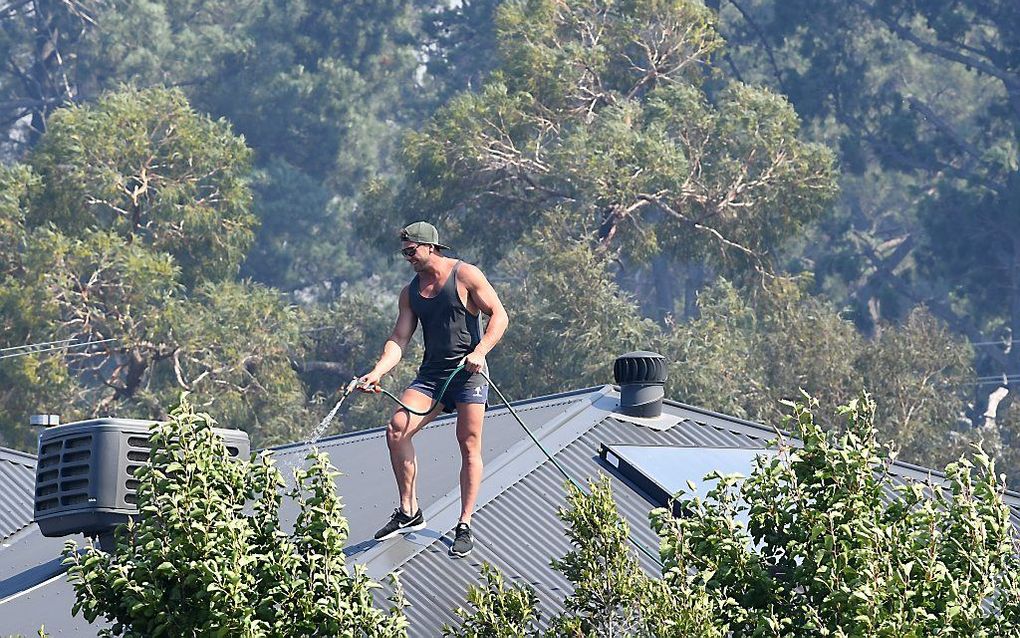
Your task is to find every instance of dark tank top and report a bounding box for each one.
[409,261,482,379]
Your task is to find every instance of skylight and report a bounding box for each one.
[599,444,774,514]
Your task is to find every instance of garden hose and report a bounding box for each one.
[346,364,665,567]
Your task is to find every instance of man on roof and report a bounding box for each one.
[358,221,509,558]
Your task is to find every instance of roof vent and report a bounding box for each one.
[614,351,667,418]
[33,418,249,544]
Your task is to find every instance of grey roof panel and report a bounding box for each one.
[0,446,36,543]
[1,566,98,636]
[272,388,598,545]
[0,526,103,637]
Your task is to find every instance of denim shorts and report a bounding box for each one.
[408,371,488,413]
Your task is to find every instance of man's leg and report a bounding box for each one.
[387,388,442,515]
[454,402,485,524]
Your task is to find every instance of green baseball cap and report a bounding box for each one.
[400,221,450,250]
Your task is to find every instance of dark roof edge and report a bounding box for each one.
[268,385,606,454]
[0,557,68,603]
[889,457,1020,507]
[661,396,787,437]
[0,445,36,466]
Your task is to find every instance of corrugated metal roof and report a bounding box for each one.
[0,446,36,543]
[386,396,781,634]
[1,386,1018,637]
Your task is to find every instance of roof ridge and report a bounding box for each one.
[269,386,606,456]
[0,446,36,467]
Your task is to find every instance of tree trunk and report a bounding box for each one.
[683,260,707,320]
[650,253,680,320]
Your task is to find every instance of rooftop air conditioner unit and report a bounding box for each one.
[33,418,249,541]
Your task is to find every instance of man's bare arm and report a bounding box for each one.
[460,264,508,372]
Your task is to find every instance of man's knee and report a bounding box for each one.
[387,413,414,447]
[457,430,482,457]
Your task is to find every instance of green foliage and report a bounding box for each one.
[445,564,542,638]
[454,395,1020,636]
[0,0,96,151]
[0,0,1007,505]
[491,227,659,399]
[186,0,434,293]
[859,307,975,464]
[488,223,975,473]
[664,278,975,472]
[83,0,258,94]
[0,166,75,448]
[448,477,720,637]
[0,0,434,294]
[63,395,408,637]
[423,0,502,99]
[197,0,425,185]
[169,280,309,446]
[715,0,1020,386]
[550,477,650,635]
[665,277,863,423]
[549,477,720,636]
[239,159,352,293]
[653,394,1020,635]
[297,285,422,434]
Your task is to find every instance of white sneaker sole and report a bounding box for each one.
[375,520,427,541]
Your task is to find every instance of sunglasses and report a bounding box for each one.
[400,244,423,257]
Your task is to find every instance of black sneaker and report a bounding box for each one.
[449,522,473,558]
[374,507,426,540]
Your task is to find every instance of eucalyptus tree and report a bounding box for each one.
[0,0,256,157]
[0,0,433,295]
[193,0,433,294]
[364,0,838,316]
[0,87,309,448]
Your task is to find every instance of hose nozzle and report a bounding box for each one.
[343,376,359,396]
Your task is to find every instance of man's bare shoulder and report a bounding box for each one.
[456,262,489,285]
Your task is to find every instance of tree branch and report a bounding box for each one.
[724,0,788,96]
[292,360,354,377]
[854,0,1020,92]
[904,95,987,168]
